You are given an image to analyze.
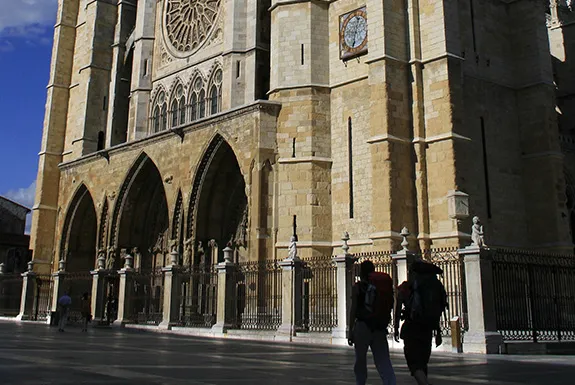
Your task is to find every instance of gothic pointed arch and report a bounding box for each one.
[172,189,184,243]
[186,134,248,264]
[59,184,97,272]
[110,152,169,271]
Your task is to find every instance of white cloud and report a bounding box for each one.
[4,181,37,235]
[0,0,58,36]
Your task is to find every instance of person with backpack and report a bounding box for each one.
[348,260,396,385]
[393,259,447,385]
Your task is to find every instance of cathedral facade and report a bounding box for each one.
[30,0,575,275]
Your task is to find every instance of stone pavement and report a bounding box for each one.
[1,321,574,385]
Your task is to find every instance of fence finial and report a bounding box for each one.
[58,259,66,272]
[401,227,410,251]
[27,260,34,273]
[342,231,350,255]
[471,216,486,247]
[97,249,106,270]
[223,246,234,264]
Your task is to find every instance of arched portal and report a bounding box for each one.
[188,136,247,265]
[60,184,97,272]
[115,154,169,271]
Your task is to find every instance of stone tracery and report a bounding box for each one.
[165,0,222,54]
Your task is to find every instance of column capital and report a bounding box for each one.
[279,257,303,269]
[457,245,491,261]
[391,250,417,262]
[117,268,135,276]
[20,271,37,279]
[215,261,236,272]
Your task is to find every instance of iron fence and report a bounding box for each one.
[34,274,53,321]
[491,249,575,342]
[130,268,164,325]
[422,248,468,336]
[229,260,282,330]
[299,257,337,333]
[177,266,218,328]
[61,272,93,325]
[0,274,23,317]
[351,251,395,330]
[99,274,120,325]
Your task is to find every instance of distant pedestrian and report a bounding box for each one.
[394,260,447,385]
[348,260,396,385]
[80,292,91,332]
[57,292,72,332]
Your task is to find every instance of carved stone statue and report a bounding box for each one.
[183,238,192,268]
[288,235,298,260]
[170,239,178,253]
[208,239,218,266]
[106,246,116,270]
[233,206,249,248]
[471,216,486,247]
[197,241,205,266]
[153,232,165,254]
[132,247,141,271]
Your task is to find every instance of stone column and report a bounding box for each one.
[113,268,134,327]
[17,271,37,321]
[332,232,355,344]
[211,247,236,334]
[90,269,110,324]
[459,246,503,354]
[159,261,181,330]
[277,252,303,340]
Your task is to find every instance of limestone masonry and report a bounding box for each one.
[30,0,575,274]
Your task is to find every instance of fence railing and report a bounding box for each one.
[229,260,282,330]
[177,267,218,328]
[62,272,93,325]
[299,257,337,333]
[34,274,53,321]
[422,248,468,336]
[491,249,575,342]
[0,274,23,317]
[129,268,164,325]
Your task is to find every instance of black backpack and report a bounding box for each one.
[406,274,447,328]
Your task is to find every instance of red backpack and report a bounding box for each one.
[362,271,394,328]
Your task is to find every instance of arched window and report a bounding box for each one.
[190,77,204,121]
[198,89,206,119]
[170,84,185,128]
[151,91,167,133]
[209,69,223,115]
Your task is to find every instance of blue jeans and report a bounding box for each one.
[353,321,396,385]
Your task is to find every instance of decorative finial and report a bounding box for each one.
[342,231,350,255]
[400,227,410,251]
[169,248,179,266]
[27,261,34,273]
[58,259,66,272]
[223,246,234,264]
[97,250,106,270]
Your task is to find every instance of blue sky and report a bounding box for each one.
[0,0,58,230]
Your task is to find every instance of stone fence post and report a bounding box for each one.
[17,271,37,321]
[113,268,134,327]
[277,237,303,341]
[459,245,503,354]
[392,227,416,287]
[50,270,67,317]
[160,249,181,330]
[90,269,111,324]
[332,232,355,344]
[211,247,237,334]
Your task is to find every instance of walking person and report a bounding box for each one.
[394,259,447,385]
[348,260,396,385]
[57,292,72,332]
[80,292,91,332]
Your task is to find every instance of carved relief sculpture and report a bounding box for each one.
[106,246,116,270]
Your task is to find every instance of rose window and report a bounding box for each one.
[165,0,221,53]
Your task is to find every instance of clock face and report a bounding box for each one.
[340,7,368,60]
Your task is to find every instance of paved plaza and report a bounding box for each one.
[0,321,574,384]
